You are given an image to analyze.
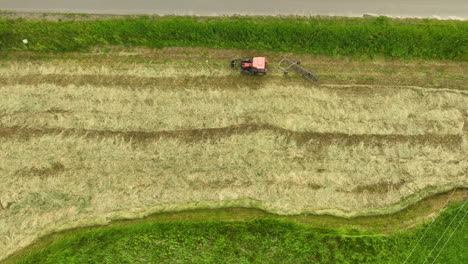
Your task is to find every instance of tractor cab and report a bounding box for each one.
[231,57,268,75]
[252,57,267,72]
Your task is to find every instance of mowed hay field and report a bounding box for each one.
[0,47,467,260]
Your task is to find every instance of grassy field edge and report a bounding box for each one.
[2,189,467,264]
[1,15,467,60]
[2,187,466,263]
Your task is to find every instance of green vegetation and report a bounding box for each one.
[0,16,467,60]
[11,202,467,264]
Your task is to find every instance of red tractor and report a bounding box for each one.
[231,57,268,75]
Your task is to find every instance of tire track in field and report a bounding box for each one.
[0,124,462,148]
[1,74,467,95]
[0,74,301,90]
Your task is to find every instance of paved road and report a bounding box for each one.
[0,0,467,19]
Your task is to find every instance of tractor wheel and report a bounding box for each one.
[241,70,251,75]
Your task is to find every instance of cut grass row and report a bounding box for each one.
[1,82,465,135]
[2,48,467,89]
[1,55,467,136]
[1,16,467,60]
[7,201,468,264]
[3,133,465,216]
[0,131,466,260]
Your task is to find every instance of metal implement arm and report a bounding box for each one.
[278,57,319,82]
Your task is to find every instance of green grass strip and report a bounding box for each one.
[12,202,468,264]
[0,16,467,60]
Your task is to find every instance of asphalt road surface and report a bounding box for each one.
[0,0,466,19]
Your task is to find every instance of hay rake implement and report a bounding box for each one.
[278,57,319,82]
